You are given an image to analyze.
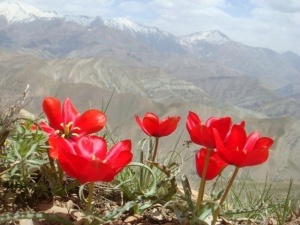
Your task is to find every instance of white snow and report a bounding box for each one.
[64,15,96,27]
[0,0,229,47]
[0,1,166,38]
[0,0,58,24]
[103,17,168,36]
[180,30,230,45]
[0,1,168,38]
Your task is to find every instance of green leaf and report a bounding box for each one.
[24,143,38,159]
[26,159,48,165]
[13,143,22,159]
[115,162,157,197]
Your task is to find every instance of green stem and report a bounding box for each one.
[47,149,56,171]
[56,160,64,188]
[84,182,95,225]
[21,159,27,184]
[86,182,95,213]
[47,149,63,193]
[212,166,240,225]
[140,151,145,187]
[145,137,159,187]
[195,148,212,213]
[151,137,160,163]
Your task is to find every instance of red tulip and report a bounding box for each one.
[186,111,232,148]
[213,123,274,167]
[195,148,228,180]
[53,135,132,183]
[135,112,180,137]
[40,97,106,139]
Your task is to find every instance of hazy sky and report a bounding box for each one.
[20,0,300,55]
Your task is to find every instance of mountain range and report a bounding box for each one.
[0,0,300,185]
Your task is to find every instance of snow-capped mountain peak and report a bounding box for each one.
[103,17,169,36]
[179,30,231,45]
[0,0,58,24]
[64,15,98,27]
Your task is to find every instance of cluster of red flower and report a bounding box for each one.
[186,111,273,180]
[40,97,273,185]
[40,97,132,184]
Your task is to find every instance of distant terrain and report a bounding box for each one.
[0,1,300,186]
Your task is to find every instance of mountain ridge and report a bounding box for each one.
[0,2,299,104]
[2,0,298,57]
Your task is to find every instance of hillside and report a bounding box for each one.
[1,50,299,186]
[0,1,299,186]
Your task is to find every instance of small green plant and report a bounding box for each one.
[113,115,182,214]
[2,121,48,193]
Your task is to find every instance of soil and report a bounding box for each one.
[0,182,299,225]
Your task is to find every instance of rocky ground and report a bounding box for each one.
[1,181,299,225]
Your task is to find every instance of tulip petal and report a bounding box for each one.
[106,140,132,172]
[135,113,158,136]
[228,150,247,167]
[75,109,106,134]
[195,148,227,180]
[48,136,60,159]
[49,135,76,159]
[136,112,180,137]
[186,111,201,131]
[62,98,79,125]
[244,132,260,152]
[142,113,160,136]
[39,122,56,135]
[42,97,63,130]
[214,126,248,166]
[189,124,215,148]
[225,124,247,152]
[158,116,180,137]
[242,137,273,166]
[57,136,132,183]
[81,162,116,183]
[58,146,116,183]
[75,136,107,159]
[242,147,269,166]
[186,112,231,148]
[214,124,273,167]
[208,117,232,141]
[59,151,91,181]
[254,137,274,150]
[135,115,146,133]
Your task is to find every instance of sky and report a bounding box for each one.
[20,0,300,55]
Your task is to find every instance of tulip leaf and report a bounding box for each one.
[78,184,88,203]
[115,162,157,197]
[181,174,195,212]
[197,202,215,220]
[104,200,136,220]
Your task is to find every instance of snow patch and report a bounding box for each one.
[103,17,169,37]
[0,0,58,23]
[64,15,96,26]
[180,30,231,45]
